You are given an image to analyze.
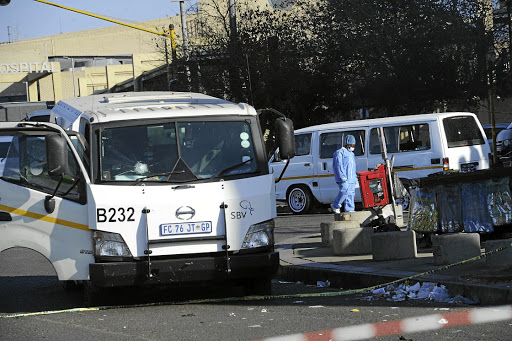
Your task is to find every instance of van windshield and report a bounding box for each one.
[100,120,259,182]
[443,116,485,148]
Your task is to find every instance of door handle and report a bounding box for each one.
[0,211,12,221]
[304,163,311,166]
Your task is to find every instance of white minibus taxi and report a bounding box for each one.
[270,112,491,214]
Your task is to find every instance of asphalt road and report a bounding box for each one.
[1,213,511,341]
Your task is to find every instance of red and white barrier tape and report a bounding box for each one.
[257,305,512,341]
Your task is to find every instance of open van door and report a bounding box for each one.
[316,128,368,204]
[0,122,93,281]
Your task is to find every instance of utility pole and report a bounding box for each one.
[507,0,512,68]
[172,0,191,89]
[227,0,242,101]
[481,0,498,163]
[229,0,237,39]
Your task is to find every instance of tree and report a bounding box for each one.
[182,0,496,127]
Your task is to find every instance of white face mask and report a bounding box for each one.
[348,147,355,152]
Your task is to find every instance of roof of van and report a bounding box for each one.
[51,92,255,123]
[295,112,479,133]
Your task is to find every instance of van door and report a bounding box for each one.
[367,123,441,179]
[316,129,368,204]
[441,115,491,171]
[0,123,93,281]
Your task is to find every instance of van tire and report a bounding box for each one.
[287,185,313,214]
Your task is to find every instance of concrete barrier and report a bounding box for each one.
[432,233,481,265]
[372,230,417,261]
[333,226,373,255]
[335,205,404,227]
[483,238,512,267]
[320,221,360,247]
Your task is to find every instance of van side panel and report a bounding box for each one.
[367,120,444,179]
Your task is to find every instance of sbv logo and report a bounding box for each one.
[176,206,195,220]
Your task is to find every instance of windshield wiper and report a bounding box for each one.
[132,171,184,185]
[209,158,254,181]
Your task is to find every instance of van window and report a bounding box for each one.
[0,137,11,159]
[295,133,312,156]
[443,116,485,148]
[369,124,431,154]
[319,130,365,158]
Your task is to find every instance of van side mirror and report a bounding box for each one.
[46,133,68,176]
[275,118,295,160]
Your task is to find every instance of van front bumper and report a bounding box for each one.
[89,251,279,287]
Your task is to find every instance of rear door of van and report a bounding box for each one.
[316,128,368,204]
[440,114,491,171]
[367,121,443,179]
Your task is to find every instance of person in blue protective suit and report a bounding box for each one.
[331,134,357,213]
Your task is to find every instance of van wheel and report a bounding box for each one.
[287,186,312,214]
[396,195,410,211]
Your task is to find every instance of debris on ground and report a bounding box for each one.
[361,282,479,304]
[316,280,331,288]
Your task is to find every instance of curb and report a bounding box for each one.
[276,234,512,306]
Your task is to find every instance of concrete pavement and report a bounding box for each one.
[275,231,512,306]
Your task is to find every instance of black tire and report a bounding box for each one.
[244,277,272,296]
[287,186,313,214]
[396,194,410,211]
[397,178,412,211]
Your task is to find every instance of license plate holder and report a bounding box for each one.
[460,163,477,173]
[159,221,213,236]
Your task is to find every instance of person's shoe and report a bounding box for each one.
[331,205,341,214]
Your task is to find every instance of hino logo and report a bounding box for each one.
[176,206,195,220]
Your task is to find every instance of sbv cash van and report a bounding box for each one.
[0,92,294,299]
[270,112,491,214]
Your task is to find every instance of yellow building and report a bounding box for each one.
[0,0,285,104]
[0,16,181,103]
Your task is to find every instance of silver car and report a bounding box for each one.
[495,122,512,158]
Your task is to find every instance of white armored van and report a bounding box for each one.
[270,112,491,214]
[0,92,294,300]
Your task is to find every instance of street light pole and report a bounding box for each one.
[229,0,237,39]
[172,0,191,89]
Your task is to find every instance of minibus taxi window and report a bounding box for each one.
[295,133,312,156]
[319,130,365,158]
[370,124,431,154]
[443,116,485,148]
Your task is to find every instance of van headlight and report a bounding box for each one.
[93,231,132,257]
[241,220,275,249]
